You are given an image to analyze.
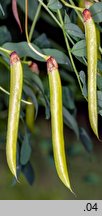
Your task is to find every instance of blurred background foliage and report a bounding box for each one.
[0,0,102,199]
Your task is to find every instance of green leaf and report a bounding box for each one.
[75,56,87,65]
[34,33,51,49]
[79,127,93,153]
[2,43,72,67]
[21,162,35,185]
[48,0,62,12]
[98,110,102,116]
[17,0,38,21]
[97,90,102,109]
[97,60,102,72]
[79,71,87,98]
[71,40,86,57]
[23,84,38,119]
[38,94,50,119]
[24,65,44,93]
[20,133,31,165]
[64,12,71,25]
[70,8,77,24]
[63,107,79,139]
[63,87,75,110]
[43,48,72,67]
[0,26,11,46]
[65,23,85,39]
[97,74,102,90]
[90,2,102,23]
[23,65,50,120]
[2,42,44,62]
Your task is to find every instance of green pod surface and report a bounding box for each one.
[84,1,101,60]
[26,97,35,133]
[6,51,23,178]
[25,62,39,133]
[83,9,98,137]
[47,57,72,192]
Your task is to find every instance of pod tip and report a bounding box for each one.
[70,188,76,197]
[82,9,92,22]
[66,183,76,196]
[10,51,20,65]
[14,172,21,184]
[47,56,58,73]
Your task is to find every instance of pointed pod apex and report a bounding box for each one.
[47,56,58,73]
[70,188,76,197]
[15,176,20,184]
[10,51,20,65]
[82,9,92,22]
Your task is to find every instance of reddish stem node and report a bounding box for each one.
[10,51,20,65]
[82,9,92,22]
[29,62,39,74]
[47,56,58,73]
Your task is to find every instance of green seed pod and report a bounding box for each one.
[47,56,73,192]
[25,62,39,133]
[6,51,23,178]
[26,97,35,133]
[84,1,101,60]
[83,9,98,138]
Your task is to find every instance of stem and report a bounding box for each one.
[24,4,41,62]
[0,86,32,105]
[69,0,84,23]
[0,47,11,55]
[57,10,84,95]
[66,33,74,45]
[37,0,75,45]
[37,0,87,65]
[37,0,62,28]
[29,3,42,41]
[22,60,32,65]
[25,0,49,61]
[60,0,84,12]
